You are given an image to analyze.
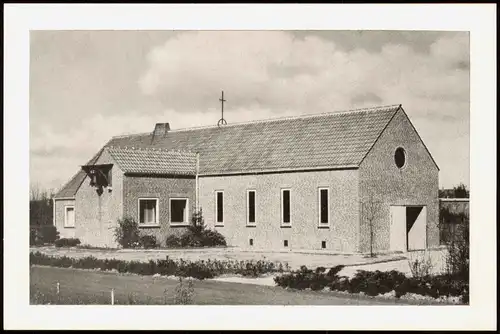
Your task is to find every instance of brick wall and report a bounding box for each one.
[73,149,124,247]
[359,109,440,252]
[198,169,360,252]
[54,198,76,239]
[122,175,195,246]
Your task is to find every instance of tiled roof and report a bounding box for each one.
[55,104,402,197]
[107,146,197,175]
[108,104,401,175]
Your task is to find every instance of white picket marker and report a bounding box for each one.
[56,282,60,294]
[111,288,115,305]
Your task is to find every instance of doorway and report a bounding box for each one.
[390,205,427,251]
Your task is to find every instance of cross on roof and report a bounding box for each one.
[218,90,227,127]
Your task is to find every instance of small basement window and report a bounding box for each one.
[321,241,326,249]
[249,238,254,246]
[139,198,159,226]
[284,240,289,247]
[170,198,189,225]
[395,147,406,169]
[64,206,75,228]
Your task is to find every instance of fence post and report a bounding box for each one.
[111,288,115,305]
[56,282,60,294]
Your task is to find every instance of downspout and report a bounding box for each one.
[195,152,200,211]
[52,197,56,226]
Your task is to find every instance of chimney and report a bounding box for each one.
[153,123,170,137]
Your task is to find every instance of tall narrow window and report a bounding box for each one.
[64,206,75,228]
[319,188,329,226]
[247,190,256,225]
[216,191,224,225]
[281,189,291,224]
[139,198,159,226]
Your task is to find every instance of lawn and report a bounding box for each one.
[30,266,443,305]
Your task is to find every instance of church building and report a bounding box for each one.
[53,104,439,253]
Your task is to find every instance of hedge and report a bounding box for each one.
[30,252,288,280]
[274,265,469,302]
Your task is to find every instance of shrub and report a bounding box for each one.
[139,235,158,249]
[54,238,81,248]
[114,217,140,248]
[174,277,195,304]
[165,209,227,248]
[445,218,469,281]
[30,225,60,245]
[165,235,182,248]
[407,251,434,278]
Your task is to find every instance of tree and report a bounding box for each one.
[361,194,383,258]
[30,183,55,226]
[453,183,469,198]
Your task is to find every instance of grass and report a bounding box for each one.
[29,266,441,305]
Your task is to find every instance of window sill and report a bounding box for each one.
[280,224,292,228]
[317,225,330,229]
[215,224,224,227]
[246,224,257,228]
[63,226,75,229]
[139,224,160,228]
[170,223,190,227]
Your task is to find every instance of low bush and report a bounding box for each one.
[29,252,287,280]
[139,235,158,249]
[165,209,227,248]
[174,277,195,304]
[273,265,468,303]
[114,217,140,248]
[54,238,81,248]
[30,225,60,245]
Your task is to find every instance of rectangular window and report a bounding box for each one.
[247,190,256,225]
[216,191,224,225]
[64,206,75,228]
[319,188,329,226]
[139,198,159,226]
[281,189,291,224]
[170,198,189,225]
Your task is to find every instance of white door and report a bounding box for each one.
[408,206,427,250]
[390,206,406,252]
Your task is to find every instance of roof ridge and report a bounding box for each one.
[167,104,402,133]
[109,104,401,138]
[107,145,196,155]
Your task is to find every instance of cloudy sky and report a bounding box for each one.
[29,30,469,192]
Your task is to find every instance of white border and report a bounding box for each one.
[318,187,330,227]
[280,188,292,226]
[246,189,256,226]
[137,198,160,227]
[169,197,190,226]
[63,205,75,228]
[4,3,497,331]
[214,190,224,226]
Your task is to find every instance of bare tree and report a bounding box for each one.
[361,194,383,258]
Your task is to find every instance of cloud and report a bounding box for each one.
[30,31,470,190]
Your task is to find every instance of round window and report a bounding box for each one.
[394,147,406,168]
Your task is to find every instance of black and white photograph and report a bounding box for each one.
[4,4,497,331]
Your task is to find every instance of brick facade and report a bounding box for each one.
[122,175,196,246]
[198,169,360,252]
[358,109,440,252]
